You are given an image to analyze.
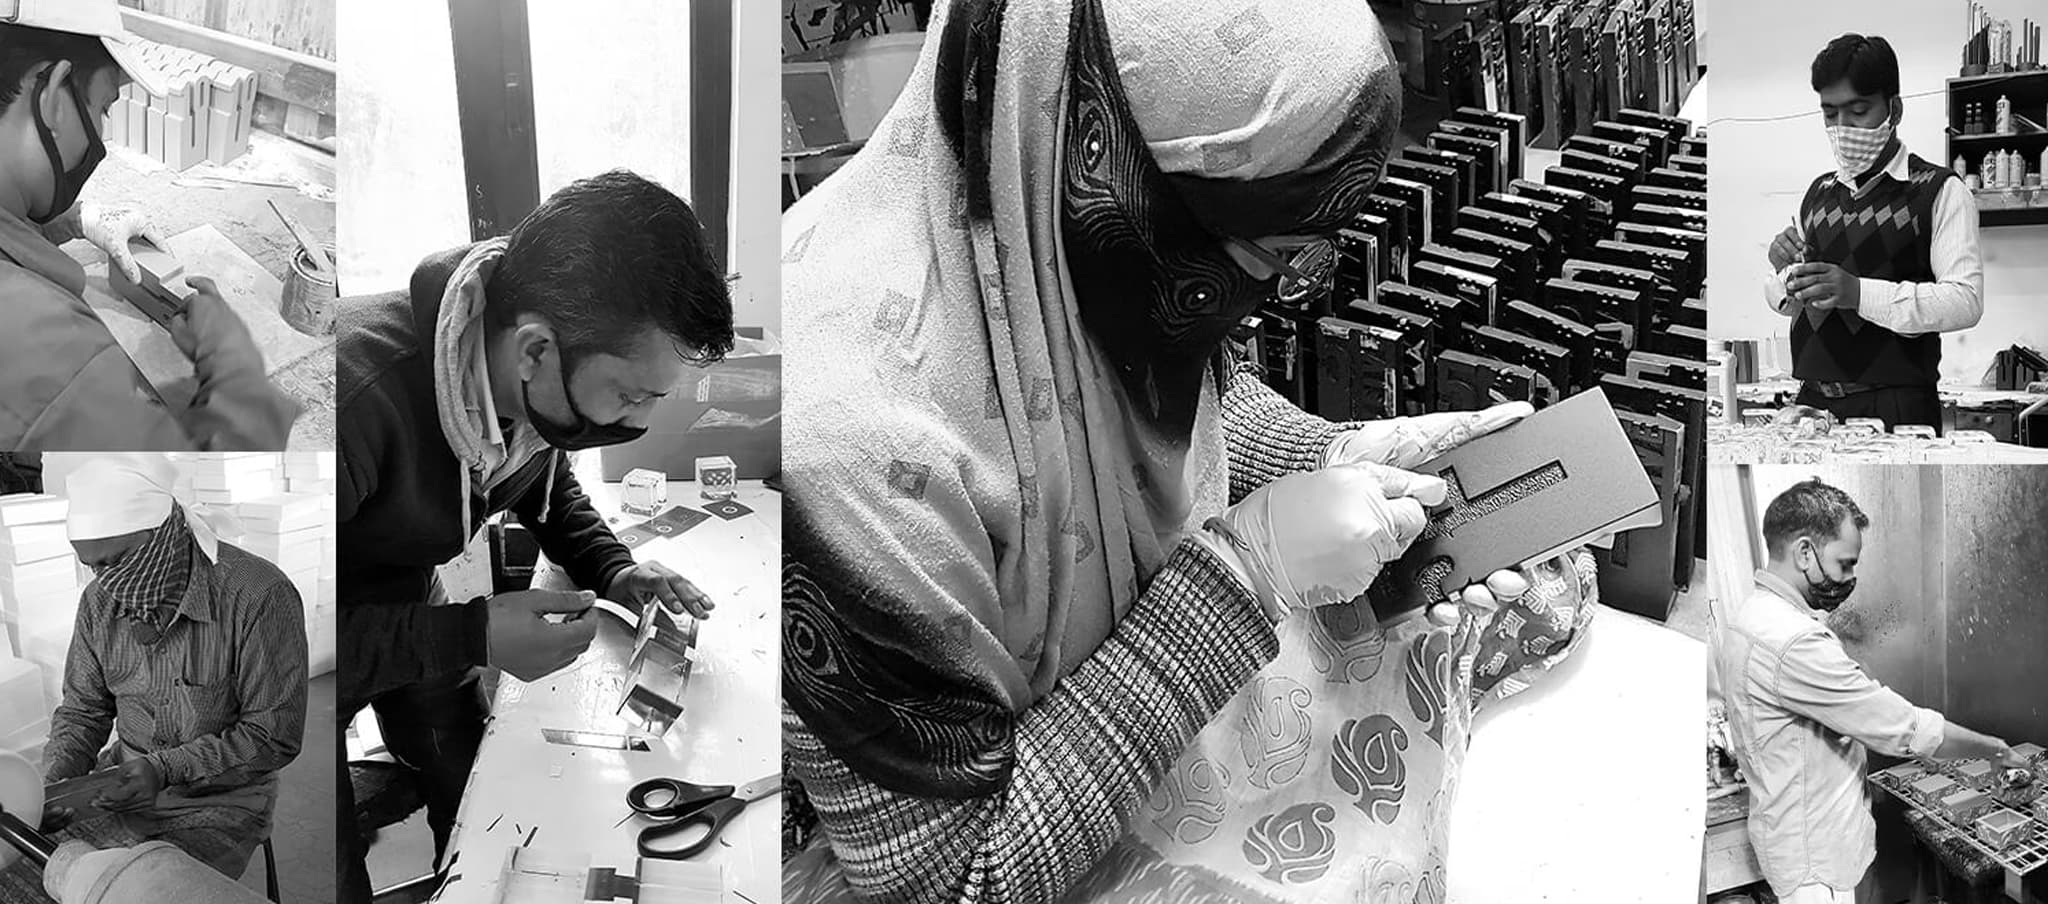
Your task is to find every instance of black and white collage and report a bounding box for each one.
[0,1,2044,903]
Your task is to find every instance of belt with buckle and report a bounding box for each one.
[1804,381,1886,399]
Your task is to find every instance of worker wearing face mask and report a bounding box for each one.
[0,0,299,451]
[1712,479,2025,904]
[1765,34,1984,432]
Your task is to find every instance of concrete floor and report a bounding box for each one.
[268,671,339,904]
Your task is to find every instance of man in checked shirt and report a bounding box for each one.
[38,454,308,880]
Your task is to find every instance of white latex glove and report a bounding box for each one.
[1196,463,1447,618]
[1322,402,1534,470]
[1430,568,1530,626]
[80,202,171,283]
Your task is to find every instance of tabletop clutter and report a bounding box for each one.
[1870,742,2048,872]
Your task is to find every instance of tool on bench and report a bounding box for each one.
[268,199,333,279]
[625,772,780,860]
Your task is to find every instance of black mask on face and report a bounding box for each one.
[29,70,106,226]
[522,349,649,451]
[1799,537,1857,612]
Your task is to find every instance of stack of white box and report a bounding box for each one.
[284,453,338,675]
[0,493,80,768]
[187,453,283,508]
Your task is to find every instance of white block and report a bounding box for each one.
[235,494,330,532]
[286,478,336,496]
[2,715,48,750]
[0,556,75,588]
[0,522,67,548]
[0,535,71,566]
[0,495,67,527]
[192,483,280,506]
[287,568,320,608]
[0,657,47,733]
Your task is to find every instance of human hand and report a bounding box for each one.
[92,758,163,814]
[1997,744,2034,771]
[39,803,73,834]
[1200,463,1445,617]
[486,589,598,681]
[1785,262,1860,312]
[606,561,715,619]
[1322,402,1532,470]
[171,277,300,450]
[1767,226,1806,272]
[80,203,172,284]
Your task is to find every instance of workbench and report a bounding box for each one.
[1448,606,1706,903]
[1702,787,1765,900]
[1721,381,2048,462]
[78,224,335,451]
[426,479,779,904]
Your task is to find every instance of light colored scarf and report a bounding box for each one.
[433,238,555,530]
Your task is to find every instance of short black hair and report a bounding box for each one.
[0,24,123,113]
[1811,34,1900,99]
[1762,478,1870,559]
[486,169,735,366]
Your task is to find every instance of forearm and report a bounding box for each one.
[151,597,310,784]
[1221,365,1350,502]
[1934,721,2006,761]
[520,458,636,594]
[792,541,1277,904]
[43,708,111,783]
[45,631,112,781]
[1853,276,1983,336]
[337,600,486,704]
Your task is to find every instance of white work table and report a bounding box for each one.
[430,480,780,904]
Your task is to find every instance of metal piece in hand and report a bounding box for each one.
[617,604,698,736]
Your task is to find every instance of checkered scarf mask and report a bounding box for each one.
[1826,121,1894,185]
[94,506,195,628]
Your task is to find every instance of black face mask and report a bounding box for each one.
[1799,537,1857,612]
[522,351,648,451]
[29,70,106,226]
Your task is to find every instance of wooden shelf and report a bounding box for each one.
[1980,206,2048,227]
[1952,130,2048,143]
[1950,69,2048,227]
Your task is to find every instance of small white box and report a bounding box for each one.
[695,456,737,501]
[236,493,330,533]
[0,656,47,732]
[622,469,668,515]
[0,495,67,527]
[0,522,67,548]
[0,535,70,566]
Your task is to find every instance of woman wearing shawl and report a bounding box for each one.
[781,1,1602,901]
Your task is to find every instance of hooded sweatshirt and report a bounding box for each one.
[335,244,636,706]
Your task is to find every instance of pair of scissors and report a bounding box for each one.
[625,772,780,859]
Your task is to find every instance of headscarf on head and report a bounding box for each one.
[65,454,241,631]
[782,0,1398,798]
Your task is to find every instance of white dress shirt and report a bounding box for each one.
[1766,143,1985,337]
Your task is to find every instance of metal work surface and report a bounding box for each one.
[1871,763,2048,877]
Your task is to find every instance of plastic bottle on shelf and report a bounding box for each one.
[1986,151,2002,186]
[1956,153,1970,176]
[1965,103,1980,135]
[1997,94,2014,133]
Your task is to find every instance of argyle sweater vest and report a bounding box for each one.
[1790,153,1954,386]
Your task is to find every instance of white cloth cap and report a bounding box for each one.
[1101,0,1391,180]
[0,0,171,96]
[64,454,237,562]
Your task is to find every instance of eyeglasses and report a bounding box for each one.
[1229,237,1337,303]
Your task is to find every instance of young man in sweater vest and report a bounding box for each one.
[1766,34,1984,431]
